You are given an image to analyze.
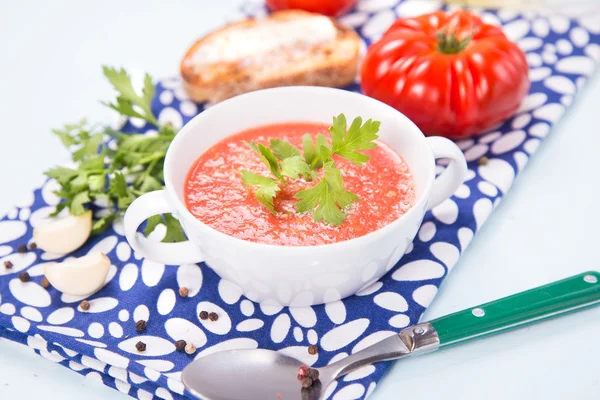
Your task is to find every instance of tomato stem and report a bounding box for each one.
[436,29,473,54]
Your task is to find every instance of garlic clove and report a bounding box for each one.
[44,252,110,296]
[33,211,92,254]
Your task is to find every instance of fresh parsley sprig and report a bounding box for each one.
[295,162,359,226]
[240,171,280,213]
[44,67,185,242]
[241,114,380,226]
[102,66,159,126]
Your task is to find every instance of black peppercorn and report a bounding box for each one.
[136,341,146,352]
[28,242,37,250]
[209,312,218,321]
[17,244,27,253]
[308,345,318,355]
[301,377,313,389]
[175,340,187,351]
[41,277,51,289]
[135,320,147,332]
[19,272,30,282]
[199,311,209,320]
[80,300,90,311]
[4,260,13,269]
[306,368,319,381]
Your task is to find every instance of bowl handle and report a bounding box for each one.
[123,190,204,265]
[425,137,468,210]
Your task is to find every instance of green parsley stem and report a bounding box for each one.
[137,152,166,165]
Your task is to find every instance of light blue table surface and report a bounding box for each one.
[1,1,599,399]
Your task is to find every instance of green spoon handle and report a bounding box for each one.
[429,271,600,347]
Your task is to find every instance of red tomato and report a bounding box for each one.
[360,11,530,139]
[266,0,357,16]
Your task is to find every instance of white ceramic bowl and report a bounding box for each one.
[124,87,467,306]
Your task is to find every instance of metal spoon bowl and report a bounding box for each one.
[183,349,326,400]
[182,326,426,400]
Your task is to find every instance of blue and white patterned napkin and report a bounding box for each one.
[1,1,599,399]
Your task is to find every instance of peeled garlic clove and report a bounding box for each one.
[33,211,92,254]
[44,252,110,296]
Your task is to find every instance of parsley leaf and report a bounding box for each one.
[294,162,359,226]
[88,174,106,191]
[70,173,89,192]
[50,202,68,217]
[144,215,164,237]
[243,140,260,154]
[241,170,280,213]
[317,142,333,167]
[281,156,310,179]
[138,175,163,193]
[92,213,116,235]
[302,134,316,166]
[303,133,330,169]
[142,73,155,109]
[109,172,129,198]
[45,166,79,185]
[70,191,91,215]
[270,139,301,160]
[163,214,188,242]
[110,172,135,210]
[258,144,282,179]
[142,214,186,242]
[79,154,105,171]
[330,114,380,166]
[51,120,87,148]
[102,66,158,126]
[244,141,283,179]
[73,133,103,161]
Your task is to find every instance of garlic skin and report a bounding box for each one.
[33,211,92,254]
[44,252,110,296]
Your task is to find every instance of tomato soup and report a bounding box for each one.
[184,122,416,246]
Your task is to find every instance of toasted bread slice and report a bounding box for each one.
[181,10,361,103]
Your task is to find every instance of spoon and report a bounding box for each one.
[182,271,600,400]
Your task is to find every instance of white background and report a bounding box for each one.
[1,0,600,399]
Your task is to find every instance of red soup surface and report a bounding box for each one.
[185,122,416,246]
